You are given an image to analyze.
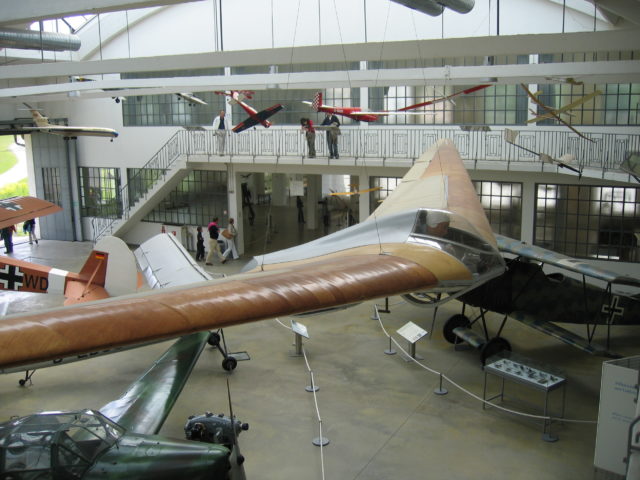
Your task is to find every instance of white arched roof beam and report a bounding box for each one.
[73,7,165,61]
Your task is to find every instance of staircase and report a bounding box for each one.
[93,131,192,242]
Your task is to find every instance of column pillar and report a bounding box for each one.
[271,173,289,206]
[358,173,370,221]
[306,174,322,230]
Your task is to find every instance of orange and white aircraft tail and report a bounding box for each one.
[0,236,138,306]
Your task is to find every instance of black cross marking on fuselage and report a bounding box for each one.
[0,200,22,212]
[0,264,24,290]
[601,295,624,323]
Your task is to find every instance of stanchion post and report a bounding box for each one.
[434,372,448,395]
[384,336,396,355]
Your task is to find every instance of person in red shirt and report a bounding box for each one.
[300,118,316,158]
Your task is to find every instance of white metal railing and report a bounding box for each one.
[181,126,639,172]
[91,125,638,241]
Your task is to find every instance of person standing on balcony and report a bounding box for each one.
[300,118,316,158]
[212,110,231,156]
[321,112,340,159]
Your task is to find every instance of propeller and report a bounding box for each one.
[226,377,247,480]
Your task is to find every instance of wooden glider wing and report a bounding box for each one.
[0,196,61,230]
[0,140,504,372]
[496,234,640,287]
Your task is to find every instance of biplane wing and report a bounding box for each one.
[0,139,505,372]
[0,196,61,230]
[509,310,609,355]
[496,234,640,287]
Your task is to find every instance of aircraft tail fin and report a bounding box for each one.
[64,236,138,305]
[312,92,322,111]
[23,103,50,127]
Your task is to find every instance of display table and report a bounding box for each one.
[482,352,567,442]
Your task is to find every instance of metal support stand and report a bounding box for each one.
[372,297,391,318]
[290,319,309,358]
[313,436,330,446]
[384,336,396,355]
[397,321,428,362]
[434,373,448,395]
[305,371,319,393]
[406,341,424,361]
[291,331,303,357]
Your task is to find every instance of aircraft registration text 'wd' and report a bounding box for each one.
[0,140,505,371]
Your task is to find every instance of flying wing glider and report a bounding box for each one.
[0,139,505,373]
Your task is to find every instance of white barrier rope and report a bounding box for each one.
[302,347,327,480]
[273,318,327,479]
[373,304,597,425]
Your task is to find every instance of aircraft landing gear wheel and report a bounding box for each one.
[480,337,511,365]
[208,332,221,347]
[18,379,26,387]
[222,356,237,371]
[443,314,470,344]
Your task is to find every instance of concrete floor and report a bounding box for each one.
[0,222,636,479]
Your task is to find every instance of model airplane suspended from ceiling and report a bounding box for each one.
[0,331,248,479]
[177,92,207,106]
[214,90,283,133]
[520,84,602,142]
[329,186,382,196]
[7,104,119,140]
[303,85,491,122]
[503,128,582,176]
[0,139,507,375]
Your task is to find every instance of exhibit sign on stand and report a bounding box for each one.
[397,321,428,361]
[594,355,640,477]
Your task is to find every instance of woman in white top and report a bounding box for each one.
[222,218,239,260]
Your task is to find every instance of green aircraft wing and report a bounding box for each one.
[496,234,640,287]
[99,331,210,435]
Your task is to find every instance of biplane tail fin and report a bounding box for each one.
[64,236,138,305]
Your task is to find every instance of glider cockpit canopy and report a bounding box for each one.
[409,208,505,290]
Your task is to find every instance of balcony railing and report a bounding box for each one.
[181,126,639,172]
[91,125,639,241]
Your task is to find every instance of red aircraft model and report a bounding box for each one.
[214,90,283,133]
[303,85,493,122]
